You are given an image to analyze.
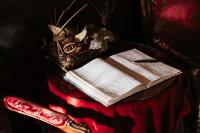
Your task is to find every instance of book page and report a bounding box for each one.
[72,58,142,97]
[136,62,181,87]
[108,55,160,84]
[109,49,181,87]
[116,49,154,62]
[64,72,112,106]
[137,62,181,77]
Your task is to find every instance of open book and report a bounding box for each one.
[64,49,181,107]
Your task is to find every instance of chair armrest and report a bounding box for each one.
[2,96,91,133]
[153,35,200,77]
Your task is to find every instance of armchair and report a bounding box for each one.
[140,0,200,132]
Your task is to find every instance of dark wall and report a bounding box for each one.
[0,0,66,25]
[0,1,67,132]
[56,0,143,42]
[0,0,143,101]
[0,0,68,100]
[110,0,143,41]
[0,1,142,132]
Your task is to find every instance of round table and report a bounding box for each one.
[46,43,191,133]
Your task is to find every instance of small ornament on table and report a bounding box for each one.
[44,0,115,71]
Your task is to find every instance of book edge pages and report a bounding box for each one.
[147,70,182,88]
[108,84,146,106]
[64,71,114,107]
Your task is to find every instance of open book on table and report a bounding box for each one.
[64,49,182,107]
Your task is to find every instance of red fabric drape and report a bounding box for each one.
[47,76,190,133]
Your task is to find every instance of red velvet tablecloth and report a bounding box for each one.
[47,75,191,133]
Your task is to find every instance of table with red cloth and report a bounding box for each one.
[47,72,191,133]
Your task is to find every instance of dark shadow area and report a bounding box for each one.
[0,92,12,133]
[109,0,143,42]
[154,18,200,57]
[64,103,135,133]
[0,13,50,133]
[47,89,134,132]
[161,101,172,133]
[145,109,156,133]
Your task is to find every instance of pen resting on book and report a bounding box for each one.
[134,59,159,63]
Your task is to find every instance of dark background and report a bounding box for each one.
[0,0,143,41]
[0,0,143,132]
